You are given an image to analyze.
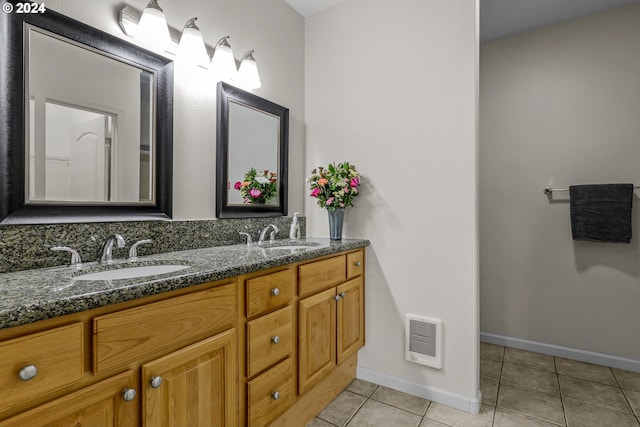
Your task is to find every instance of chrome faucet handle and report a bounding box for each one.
[238,232,253,245]
[50,246,82,267]
[258,224,279,244]
[128,239,153,261]
[101,234,126,263]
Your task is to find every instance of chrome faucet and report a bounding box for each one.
[258,224,279,245]
[128,239,153,261]
[100,234,126,263]
[50,246,82,267]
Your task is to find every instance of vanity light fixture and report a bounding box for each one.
[177,18,210,67]
[237,50,262,89]
[135,0,172,52]
[210,36,237,83]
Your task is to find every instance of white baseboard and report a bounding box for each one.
[481,332,640,373]
[356,366,482,415]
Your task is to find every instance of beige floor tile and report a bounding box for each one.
[497,382,564,425]
[317,390,367,426]
[501,362,559,395]
[370,385,430,416]
[554,358,616,386]
[481,358,502,380]
[423,403,494,427]
[346,379,378,397]
[419,419,450,427]
[347,400,422,427]
[307,418,336,427]
[613,368,640,393]
[481,342,505,362]
[481,376,499,406]
[493,408,564,426]
[504,348,555,373]
[563,397,639,427]
[623,389,640,417]
[558,375,632,414]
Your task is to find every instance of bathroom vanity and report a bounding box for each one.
[0,238,368,427]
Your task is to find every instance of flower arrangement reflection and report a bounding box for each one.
[308,162,361,212]
[234,168,278,204]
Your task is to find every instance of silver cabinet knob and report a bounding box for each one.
[354,261,362,267]
[334,295,342,301]
[339,292,347,298]
[122,388,137,401]
[271,336,280,344]
[18,365,38,381]
[272,391,280,401]
[150,376,163,388]
[271,288,280,296]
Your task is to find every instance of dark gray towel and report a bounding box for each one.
[569,184,633,243]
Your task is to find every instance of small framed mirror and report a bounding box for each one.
[0,7,173,224]
[216,82,289,218]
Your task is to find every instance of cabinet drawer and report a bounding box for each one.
[94,283,235,373]
[247,306,293,377]
[298,255,346,297]
[347,250,364,279]
[0,323,83,412]
[246,269,293,318]
[247,358,294,427]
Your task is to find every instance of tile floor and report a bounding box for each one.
[306,344,640,426]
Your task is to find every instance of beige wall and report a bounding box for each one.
[305,0,480,411]
[45,0,305,219]
[480,4,640,361]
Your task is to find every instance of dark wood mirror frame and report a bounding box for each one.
[216,82,289,218]
[0,4,173,224]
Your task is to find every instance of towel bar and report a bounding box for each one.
[544,186,640,195]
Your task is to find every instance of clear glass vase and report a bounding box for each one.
[327,208,345,240]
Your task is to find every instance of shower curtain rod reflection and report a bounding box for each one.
[543,186,640,195]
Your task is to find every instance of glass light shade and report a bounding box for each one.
[238,51,261,89]
[210,37,237,82]
[135,1,171,52]
[178,18,209,67]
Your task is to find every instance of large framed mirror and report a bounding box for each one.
[216,82,289,218]
[0,5,173,224]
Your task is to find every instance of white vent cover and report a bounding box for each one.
[405,314,443,369]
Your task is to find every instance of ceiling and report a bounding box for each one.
[284,0,640,41]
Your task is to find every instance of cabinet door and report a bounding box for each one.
[337,277,365,364]
[298,288,336,394]
[0,370,138,427]
[142,329,237,427]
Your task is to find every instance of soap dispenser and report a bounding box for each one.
[289,212,301,240]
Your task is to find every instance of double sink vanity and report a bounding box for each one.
[0,4,367,426]
[0,237,369,426]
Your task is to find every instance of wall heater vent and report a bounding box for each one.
[405,314,443,369]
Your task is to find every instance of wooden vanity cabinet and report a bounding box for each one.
[0,247,366,427]
[0,370,138,427]
[142,329,237,427]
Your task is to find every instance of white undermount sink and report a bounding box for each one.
[73,265,190,281]
[266,245,316,250]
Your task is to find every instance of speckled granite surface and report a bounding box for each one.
[0,217,305,273]
[0,237,369,330]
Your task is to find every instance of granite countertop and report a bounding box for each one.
[0,237,370,330]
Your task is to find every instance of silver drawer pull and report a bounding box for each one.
[354,261,362,267]
[18,365,38,381]
[272,391,280,401]
[122,388,137,401]
[271,336,280,344]
[339,292,347,298]
[334,295,342,301]
[150,376,163,388]
[271,288,280,296]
